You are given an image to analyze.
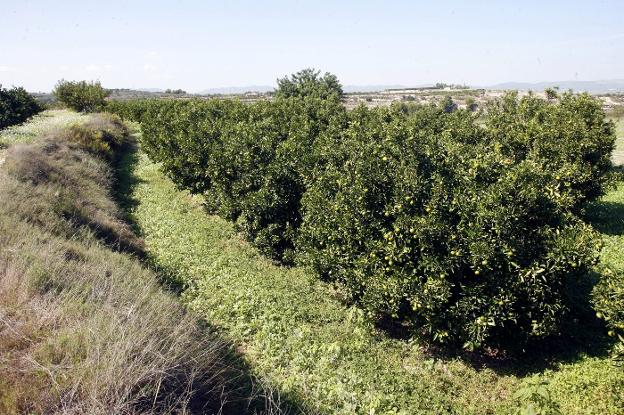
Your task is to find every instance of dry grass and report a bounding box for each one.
[1,136,143,256]
[59,113,129,160]
[0,119,287,414]
[0,219,228,414]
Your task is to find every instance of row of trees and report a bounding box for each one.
[7,72,618,354]
[0,80,108,131]
[0,85,42,129]
[106,70,618,351]
[51,81,187,112]
[52,69,340,112]
[6,71,615,353]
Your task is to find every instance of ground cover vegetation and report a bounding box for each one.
[0,109,87,148]
[117,127,623,414]
[0,85,42,130]
[610,115,624,165]
[0,112,287,414]
[107,70,619,354]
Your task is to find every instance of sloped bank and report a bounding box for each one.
[0,113,284,414]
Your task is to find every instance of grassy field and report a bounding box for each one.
[0,109,87,148]
[119,133,624,414]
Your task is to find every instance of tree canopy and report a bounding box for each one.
[275,68,344,100]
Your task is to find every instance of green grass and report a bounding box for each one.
[610,117,624,165]
[589,181,624,270]
[123,145,624,414]
[0,109,87,148]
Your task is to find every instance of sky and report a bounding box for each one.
[1,0,623,92]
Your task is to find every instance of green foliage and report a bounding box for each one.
[123,143,624,414]
[544,87,559,100]
[440,95,457,113]
[593,267,624,362]
[106,98,152,123]
[164,88,186,94]
[53,80,109,112]
[275,68,344,100]
[0,84,42,129]
[585,181,624,363]
[108,96,347,262]
[485,91,616,210]
[107,89,616,349]
[513,377,562,415]
[465,97,478,112]
[297,103,603,348]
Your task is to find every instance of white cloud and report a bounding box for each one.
[86,64,100,72]
[0,65,14,72]
[143,63,157,72]
[145,51,159,59]
[104,64,113,71]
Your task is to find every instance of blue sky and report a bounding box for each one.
[1,0,622,92]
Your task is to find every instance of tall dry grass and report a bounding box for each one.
[0,116,288,414]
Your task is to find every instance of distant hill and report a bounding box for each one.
[196,85,415,94]
[489,79,624,94]
[196,85,274,95]
[136,88,165,93]
[343,85,408,93]
[114,80,624,97]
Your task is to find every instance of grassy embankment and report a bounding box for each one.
[0,109,87,149]
[118,124,624,414]
[0,112,284,414]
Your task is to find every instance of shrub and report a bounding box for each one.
[297,103,603,349]
[593,267,624,361]
[440,96,457,113]
[0,84,43,129]
[545,87,559,100]
[229,97,347,261]
[275,68,344,100]
[106,98,153,124]
[53,80,109,112]
[485,91,616,210]
[165,88,186,94]
[513,376,562,415]
[465,97,478,112]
